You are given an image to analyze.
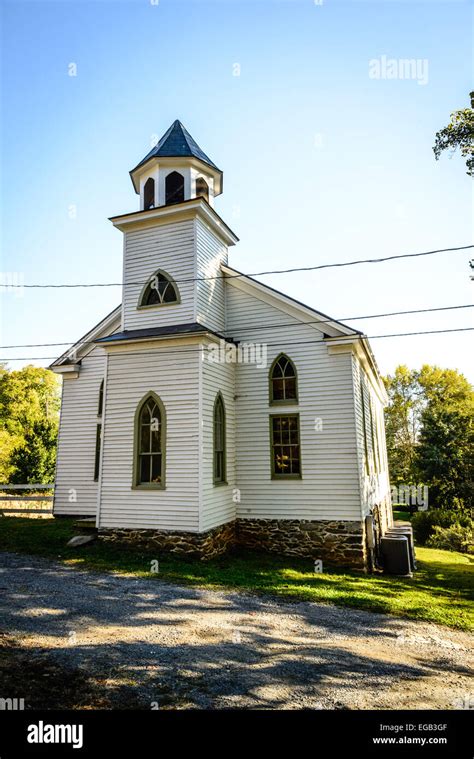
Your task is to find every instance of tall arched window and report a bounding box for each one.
[143,177,155,210]
[139,269,180,308]
[94,380,104,481]
[213,393,226,485]
[134,393,166,488]
[97,380,104,416]
[269,354,298,404]
[165,171,185,205]
[195,177,209,202]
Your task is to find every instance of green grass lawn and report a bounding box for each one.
[0,516,472,631]
[393,509,412,522]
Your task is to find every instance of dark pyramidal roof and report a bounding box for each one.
[132,120,220,173]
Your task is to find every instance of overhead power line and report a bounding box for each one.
[0,302,472,350]
[1,244,472,289]
[1,326,473,361]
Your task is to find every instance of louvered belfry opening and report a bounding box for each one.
[196,177,209,202]
[143,177,155,209]
[165,171,185,205]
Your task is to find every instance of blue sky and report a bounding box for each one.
[1,0,473,379]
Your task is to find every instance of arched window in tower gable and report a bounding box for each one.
[143,177,155,210]
[269,354,298,404]
[165,171,185,205]
[139,269,180,309]
[195,177,209,202]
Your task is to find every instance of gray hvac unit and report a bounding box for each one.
[381,535,412,576]
[386,526,417,571]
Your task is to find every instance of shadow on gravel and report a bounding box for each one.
[0,557,450,709]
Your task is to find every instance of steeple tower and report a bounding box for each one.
[130,120,223,211]
[109,122,237,337]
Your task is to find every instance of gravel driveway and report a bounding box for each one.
[0,552,472,710]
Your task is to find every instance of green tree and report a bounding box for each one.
[384,365,474,511]
[416,407,473,512]
[433,92,474,176]
[0,365,61,483]
[383,366,422,484]
[9,419,58,484]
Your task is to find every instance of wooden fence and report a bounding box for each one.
[0,484,54,516]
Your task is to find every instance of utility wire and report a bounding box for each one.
[2,327,473,361]
[1,244,472,288]
[0,303,472,350]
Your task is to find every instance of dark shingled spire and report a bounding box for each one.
[133,120,220,173]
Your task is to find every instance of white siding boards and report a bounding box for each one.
[123,219,196,330]
[51,177,391,539]
[225,280,362,522]
[200,353,236,531]
[352,353,391,524]
[53,347,106,516]
[195,217,227,333]
[98,341,201,531]
[122,216,229,333]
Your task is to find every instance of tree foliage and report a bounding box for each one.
[0,365,61,483]
[384,365,474,512]
[433,92,474,176]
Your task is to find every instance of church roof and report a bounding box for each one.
[95,322,234,345]
[131,120,221,174]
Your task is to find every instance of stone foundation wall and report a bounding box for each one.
[99,521,235,561]
[99,518,367,569]
[237,518,366,570]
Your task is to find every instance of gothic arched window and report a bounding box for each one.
[196,177,209,202]
[139,269,180,308]
[143,177,155,210]
[134,393,166,488]
[269,354,298,404]
[213,393,226,484]
[165,171,185,205]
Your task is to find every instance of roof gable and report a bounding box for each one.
[222,264,360,338]
[50,305,122,369]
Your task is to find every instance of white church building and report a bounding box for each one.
[51,120,392,569]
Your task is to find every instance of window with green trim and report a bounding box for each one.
[213,394,226,484]
[270,354,298,404]
[135,394,165,487]
[139,270,180,308]
[270,414,301,477]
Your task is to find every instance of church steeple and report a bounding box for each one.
[130,120,223,211]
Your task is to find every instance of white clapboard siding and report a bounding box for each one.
[98,344,201,531]
[53,348,106,515]
[352,355,391,518]
[200,352,236,531]
[195,217,227,333]
[226,283,363,521]
[123,220,195,330]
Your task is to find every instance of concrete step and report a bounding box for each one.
[72,518,97,533]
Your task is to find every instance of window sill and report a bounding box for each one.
[131,484,166,491]
[213,480,228,487]
[137,301,180,311]
[269,399,299,406]
[271,474,302,480]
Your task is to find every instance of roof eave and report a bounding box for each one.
[109,197,238,246]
